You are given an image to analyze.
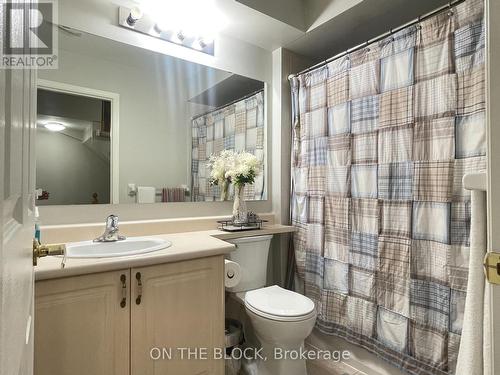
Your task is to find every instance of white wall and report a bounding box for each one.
[269,48,313,286]
[36,129,110,205]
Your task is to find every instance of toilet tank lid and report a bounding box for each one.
[245,285,315,317]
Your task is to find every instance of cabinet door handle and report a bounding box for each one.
[135,272,142,305]
[120,274,127,308]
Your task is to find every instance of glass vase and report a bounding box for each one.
[220,180,229,201]
[232,184,248,224]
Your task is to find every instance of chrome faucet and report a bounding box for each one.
[94,214,126,242]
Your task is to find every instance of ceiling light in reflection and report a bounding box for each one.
[44,122,66,132]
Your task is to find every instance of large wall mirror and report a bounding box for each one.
[36,27,266,206]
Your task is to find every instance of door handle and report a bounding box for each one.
[120,274,127,308]
[33,239,66,266]
[484,252,500,284]
[135,272,142,305]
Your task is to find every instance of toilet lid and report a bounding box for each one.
[245,285,315,318]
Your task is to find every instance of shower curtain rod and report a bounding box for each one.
[190,88,264,121]
[288,0,466,79]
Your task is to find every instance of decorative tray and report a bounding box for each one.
[217,218,268,232]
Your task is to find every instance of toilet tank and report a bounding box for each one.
[226,235,273,292]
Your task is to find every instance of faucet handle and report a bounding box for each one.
[94,215,125,242]
[106,214,119,229]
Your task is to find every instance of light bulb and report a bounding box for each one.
[173,30,185,43]
[126,6,143,26]
[194,37,212,50]
[195,38,206,50]
[151,23,162,35]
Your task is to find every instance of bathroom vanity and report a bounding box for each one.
[33,231,233,375]
[35,256,224,375]
[33,225,294,375]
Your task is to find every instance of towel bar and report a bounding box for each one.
[128,187,189,197]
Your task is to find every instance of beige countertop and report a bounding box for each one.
[35,224,294,281]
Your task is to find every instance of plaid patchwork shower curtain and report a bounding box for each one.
[290,1,486,374]
[191,91,265,201]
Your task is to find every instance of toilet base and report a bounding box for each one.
[245,307,316,375]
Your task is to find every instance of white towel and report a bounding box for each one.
[456,190,488,374]
[136,186,155,203]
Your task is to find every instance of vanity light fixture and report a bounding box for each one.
[44,122,66,132]
[118,3,221,56]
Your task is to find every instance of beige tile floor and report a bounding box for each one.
[307,358,366,375]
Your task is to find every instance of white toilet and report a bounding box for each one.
[226,235,317,375]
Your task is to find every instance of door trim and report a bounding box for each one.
[486,0,498,373]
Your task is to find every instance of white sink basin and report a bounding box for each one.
[65,236,172,258]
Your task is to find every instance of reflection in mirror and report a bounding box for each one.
[36,89,111,205]
[191,90,265,202]
[36,27,265,206]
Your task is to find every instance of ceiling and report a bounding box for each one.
[285,0,450,61]
[37,114,93,134]
[236,0,451,60]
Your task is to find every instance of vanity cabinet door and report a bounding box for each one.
[131,256,225,375]
[34,270,130,375]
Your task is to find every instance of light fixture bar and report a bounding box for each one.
[118,6,215,56]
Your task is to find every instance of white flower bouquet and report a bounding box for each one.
[208,150,262,223]
[208,150,235,200]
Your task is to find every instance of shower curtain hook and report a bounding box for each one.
[448,1,454,16]
[390,28,395,42]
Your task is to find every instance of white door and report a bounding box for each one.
[486,1,500,374]
[0,1,38,374]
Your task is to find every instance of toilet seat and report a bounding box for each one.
[244,285,316,322]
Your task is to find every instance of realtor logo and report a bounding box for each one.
[1,0,58,69]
